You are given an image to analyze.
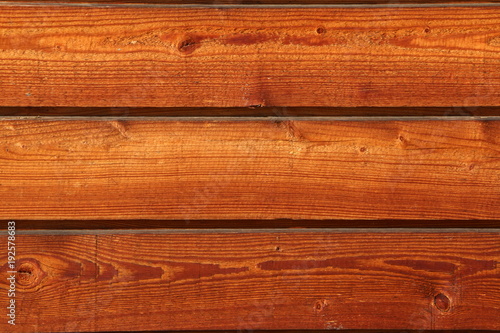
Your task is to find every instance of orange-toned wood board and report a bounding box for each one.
[0,230,498,332]
[0,5,499,107]
[0,118,498,220]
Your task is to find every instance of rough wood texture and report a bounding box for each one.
[1,230,498,332]
[0,5,499,107]
[0,118,498,220]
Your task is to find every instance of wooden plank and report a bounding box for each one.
[0,117,498,220]
[1,230,498,331]
[1,106,500,117]
[0,5,499,107]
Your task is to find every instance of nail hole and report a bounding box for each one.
[275,246,280,251]
[316,27,326,34]
[360,147,366,152]
[424,27,431,33]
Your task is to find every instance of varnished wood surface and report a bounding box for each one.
[1,230,498,331]
[0,118,498,220]
[1,106,500,117]
[0,5,499,107]
[0,2,498,333]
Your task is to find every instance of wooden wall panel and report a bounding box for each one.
[0,230,498,332]
[0,2,499,332]
[0,118,498,220]
[0,5,499,107]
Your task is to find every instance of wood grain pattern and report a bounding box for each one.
[1,230,498,332]
[0,118,498,220]
[0,5,499,107]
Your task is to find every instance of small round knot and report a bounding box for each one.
[434,293,451,312]
[16,259,44,288]
[314,299,328,313]
[178,38,197,54]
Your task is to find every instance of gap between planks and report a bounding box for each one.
[15,227,500,235]
[1,106,500,117]
[10,219,500,229]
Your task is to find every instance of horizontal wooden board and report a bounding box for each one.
[0,118,498,220]
[0,5,499,107]
[1,230,498,331]
[1,106,500,117]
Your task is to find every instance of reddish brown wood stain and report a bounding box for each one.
[0,2,498,332]
[0,6,499,107]
[0,119,498,220]
[0,231,498,332]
